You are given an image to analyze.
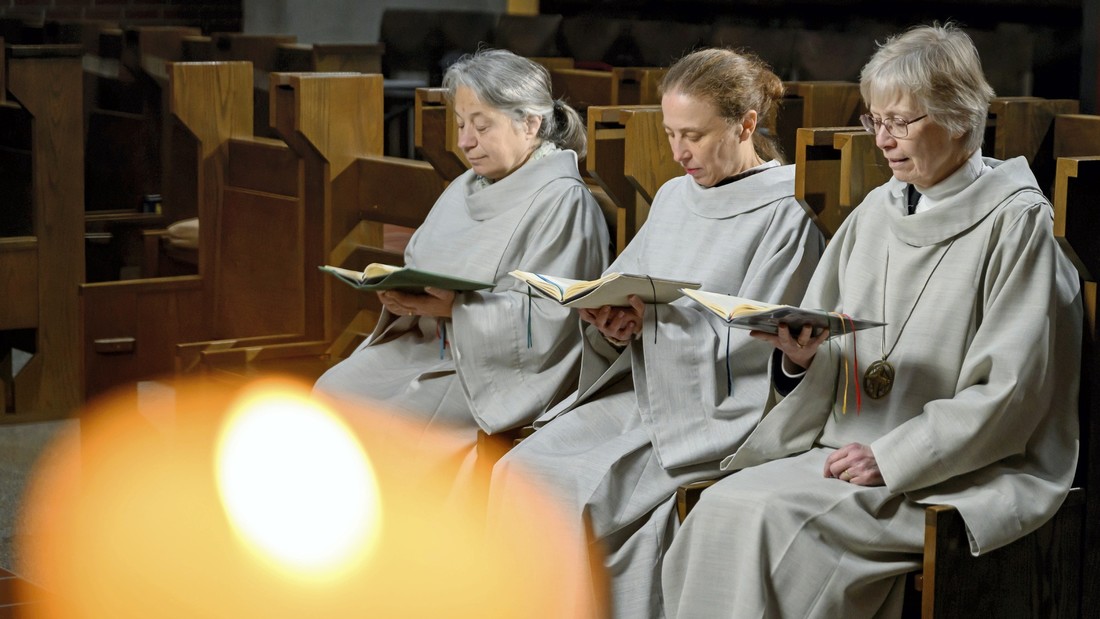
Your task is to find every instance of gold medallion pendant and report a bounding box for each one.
[863,359,895,399]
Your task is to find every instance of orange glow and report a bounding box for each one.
[16,377,606,618]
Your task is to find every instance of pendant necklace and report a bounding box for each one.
[863,241,955,399]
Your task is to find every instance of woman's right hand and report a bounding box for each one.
[750,323,829,370]
[578,295,646,344]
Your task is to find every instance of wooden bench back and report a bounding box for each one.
[414,87,466,182]
[186,74,442,374]
[82,62,315,398]
[550,66,667,113]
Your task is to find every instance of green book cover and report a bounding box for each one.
[320,264,494,292]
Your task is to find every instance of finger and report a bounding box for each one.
[423,286,445,299]
[627,294,647,316]
[597,305,613,324]
[795,324,815,346]
[619,321,637,338]
[823,449,847,477]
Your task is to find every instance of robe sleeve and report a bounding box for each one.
[873,202,1080,500]
[633,200,825,469]
[448,183,611,434]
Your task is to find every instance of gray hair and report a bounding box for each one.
[859,23,994,153]
[443,49,587,158]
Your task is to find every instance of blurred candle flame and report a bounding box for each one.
[215,387,381,578]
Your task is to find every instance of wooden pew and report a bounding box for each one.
[586,105,679,253]
[1,43,85,422]
[81,62,319,398]
[550,66,667,113]
[275,42,384,74]
[414,87,467,182]
[916,117,1100,618]
[83,26,201,282]
[1051,118,1100,619]
[774,81,863,163]
[985,97,1080,195]
[179,72,443,378]
[793,126,889,237]
[1052,117,1100,282]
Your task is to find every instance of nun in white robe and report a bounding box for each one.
[315,147,608,440]
[490,161,823,616]
[662,25,1082,619]
[660,26,1082,615]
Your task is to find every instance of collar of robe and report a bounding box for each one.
[460,150,583,221]
[886,155,1045,248]
[681,160,791,220]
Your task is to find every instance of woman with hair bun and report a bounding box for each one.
[315,49,609,468]
[488,48,824,618]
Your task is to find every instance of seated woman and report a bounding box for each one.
[662,24,1082,619]
[488,49,825,617]
[314,49,609,463]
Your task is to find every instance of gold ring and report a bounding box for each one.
[840,470,851,481]
[796,342,805,349]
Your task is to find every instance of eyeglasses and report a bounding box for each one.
[859,113,928,139]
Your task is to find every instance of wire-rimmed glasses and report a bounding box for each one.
[859,114,928,139]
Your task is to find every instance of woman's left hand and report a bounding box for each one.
[824,443,884,486]
[378,287,456,318]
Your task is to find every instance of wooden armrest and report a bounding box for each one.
[676,479,719,523]
[919,487,1084,617]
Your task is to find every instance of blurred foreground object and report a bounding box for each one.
[17,377,605,618]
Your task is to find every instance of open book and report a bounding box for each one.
[681,289,885,336]
[320,263,495,292]
[509,270,701,309]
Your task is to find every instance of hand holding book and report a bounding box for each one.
[680,289,884,337]
[578,295,647,346]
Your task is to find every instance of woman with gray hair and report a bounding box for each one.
[315,49,609,472]
[662,23,1081,618]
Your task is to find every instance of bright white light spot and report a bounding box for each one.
[216,389,381,576]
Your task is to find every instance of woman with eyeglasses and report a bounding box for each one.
[662,23,1081,618]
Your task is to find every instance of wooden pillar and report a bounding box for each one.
[3,45,84,422]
